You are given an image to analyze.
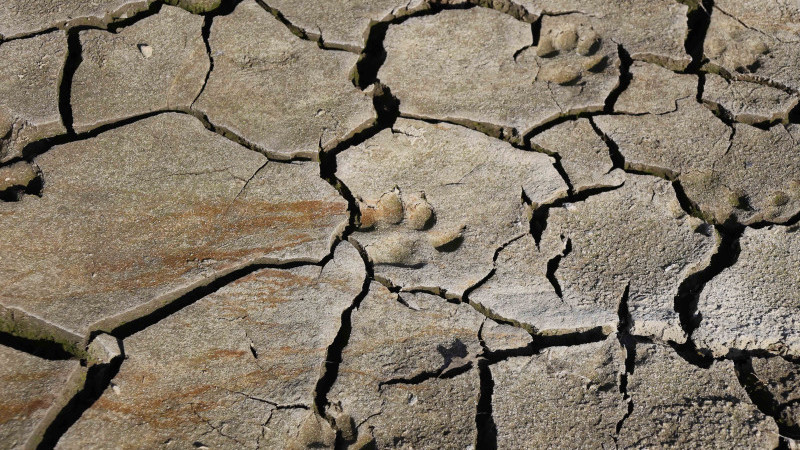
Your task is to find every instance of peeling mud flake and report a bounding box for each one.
[473,174,718,340]
[71,5,209,133]
[326,282,482,448]
[599,71,800,225]
[702,73,799,125]
[379,9,620,139]
[480,319,533,353]
[618,341,779,449]
[0,113,348,351]
[469,233,616,335]
[530,118,625,192]
[614,61,697,115]
[705,0,800,91]
[266,0,430,51]
[0,345,85,450]
[194,0,376,160]
[529,0,691,70]
[491,336,627,448]
[56,242,365,449]
[0,161,39,193]
[595,96,730,182]
[537,174,716,342]
[0,0,155,39]
[263,0,546,52]
[681,123,800,225]
[695,226,800,358]
[338,118,567,296]
[0,32,67,163]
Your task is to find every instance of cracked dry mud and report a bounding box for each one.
[1,1,799,450]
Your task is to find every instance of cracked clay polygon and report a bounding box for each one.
[0,113,347,350]
[56,242,365,449]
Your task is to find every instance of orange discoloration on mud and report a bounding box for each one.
[94,383,215,420]
[208,348,247,359]
[0,369,58,383]
[0,398,49,424]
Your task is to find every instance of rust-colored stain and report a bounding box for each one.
[0,370,56,383]
[0,398,49,424]
[208,348,247,359]
[0,192,348,337]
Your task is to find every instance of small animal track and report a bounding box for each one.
[535,18,609,85]
[357,188,466,266]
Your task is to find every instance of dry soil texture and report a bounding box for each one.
[1,1,799,449]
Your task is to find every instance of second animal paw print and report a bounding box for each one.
[357,188,466,266]
[533,17,612,86]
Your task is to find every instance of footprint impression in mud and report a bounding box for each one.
[534,19,609,85]
[357,189,466,267]
[706,27,770,74]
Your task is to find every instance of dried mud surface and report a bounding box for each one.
[1,1,799,449]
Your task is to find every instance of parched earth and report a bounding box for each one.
[1,0,800,449]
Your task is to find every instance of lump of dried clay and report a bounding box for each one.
[0,345,84,449]
[86,333,122,365]
[326,282,483,449]
[485,174,716,342]
[0,0,155,39]
[530,118,625,192]
[681,123,800,225]
[617,341,779,448]
[614,61,697,115]
[195,0,376,160]
[337,118,568,296]
[71,5,209,133]
[528,0,691,70]
[702,74,799,125]
[0,32,67,163]
[56,242,365,449]
[379,9,619,141]
[695,225,800,358]
[0,113,348,352]
[491,337,627,448]
[705,0,800,91]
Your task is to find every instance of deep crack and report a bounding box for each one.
[682,0,714,74]
[614,285,635,444]
[311,239,373,421]
[673,224,742,339]
[734,357,800,442]
[37,354,123,450]
[544,236,571,299]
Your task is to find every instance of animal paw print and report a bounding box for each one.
[534,19,609,85]
[357,188,466,266]
[706,23,770,73]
